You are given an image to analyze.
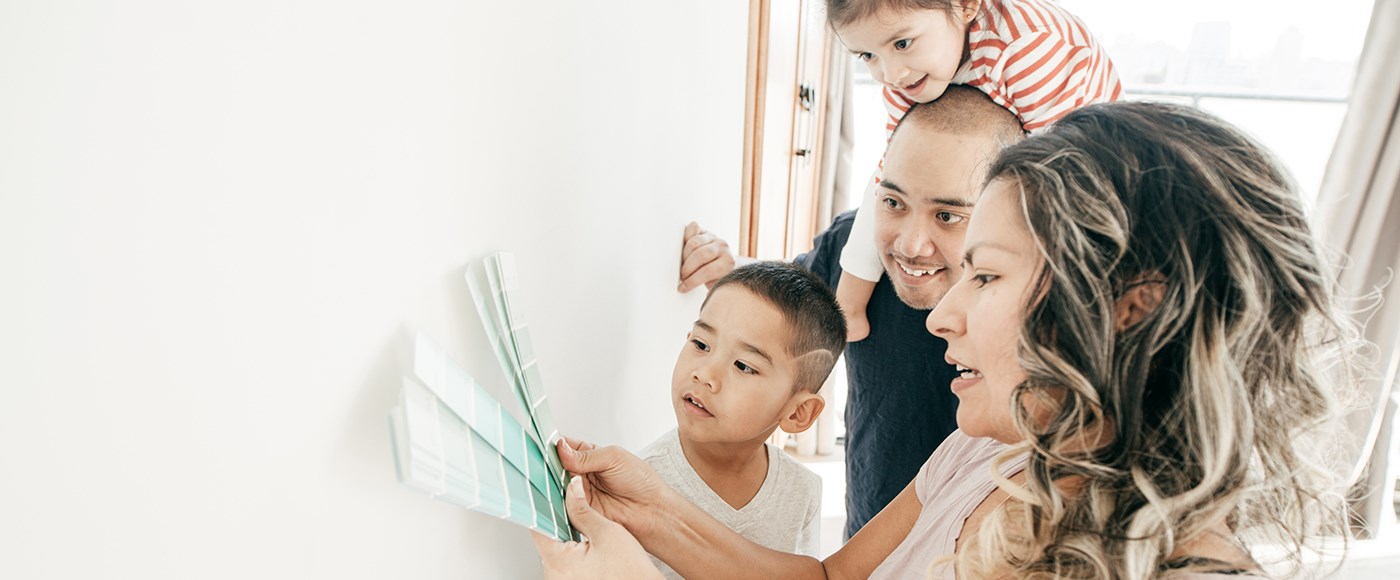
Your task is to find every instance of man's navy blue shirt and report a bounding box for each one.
[795,210,961,540]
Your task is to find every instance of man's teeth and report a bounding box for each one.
[955,364,982,379]
[898,262,937,277]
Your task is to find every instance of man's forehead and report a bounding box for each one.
[884,126,995,199]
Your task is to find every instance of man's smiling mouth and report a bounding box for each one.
[897,261,942,277]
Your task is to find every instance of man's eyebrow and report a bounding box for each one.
[879,179,974,208]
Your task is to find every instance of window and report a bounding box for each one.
[843,0,1377,209]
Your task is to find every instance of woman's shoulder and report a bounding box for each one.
[915,431,1020,501]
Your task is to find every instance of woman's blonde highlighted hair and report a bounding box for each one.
[952,102,1360,579]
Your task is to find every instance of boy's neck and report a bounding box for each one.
[676,430,774,510]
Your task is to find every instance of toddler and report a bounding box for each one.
[828,0,1121,340]
[640,261,846,578]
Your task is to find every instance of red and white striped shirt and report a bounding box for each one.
[882,0,1121,137]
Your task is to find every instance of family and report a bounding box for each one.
[532,0,1357,578]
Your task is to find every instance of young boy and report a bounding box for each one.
[640,261,847,578]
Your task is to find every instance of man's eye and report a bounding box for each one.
[882,196,903,210]
[734,360,757,374]
[894,38,911,50]
[937,211,966,224]
[690,339,709,352]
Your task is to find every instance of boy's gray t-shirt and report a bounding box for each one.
[640,428,822,579]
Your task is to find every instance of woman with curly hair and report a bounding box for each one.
[533,101,1359,579]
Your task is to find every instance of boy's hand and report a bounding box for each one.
[555,436,670,540]
[531,476,663,580]
[678,222,736,293]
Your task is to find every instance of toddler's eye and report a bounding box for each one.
[857,52,874,62]
[734,360,757,374]
[894,38,911,50]
[690,338,709,352]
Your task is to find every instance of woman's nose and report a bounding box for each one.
[927,284,966,339]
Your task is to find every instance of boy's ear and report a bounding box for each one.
[778,392,826,434]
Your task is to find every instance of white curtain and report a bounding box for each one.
[1314,0,1400,537]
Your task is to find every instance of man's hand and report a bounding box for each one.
[678,222,736,293]
[531,476,663,580]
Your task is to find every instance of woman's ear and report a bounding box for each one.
[778,393,826,434]
[1115,276,1166,330]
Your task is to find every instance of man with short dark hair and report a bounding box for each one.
[677,85,1024,540]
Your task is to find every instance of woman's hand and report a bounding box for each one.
[531,475,662,580]
[555,436,671,538]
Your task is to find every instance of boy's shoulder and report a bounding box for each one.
[768,441,820,480]
[764,441,823,504]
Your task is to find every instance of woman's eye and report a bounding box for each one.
[735,361,757,374]
[894,38,911,50]
[936,211,966,224]
[690,339,709,352]
[972,274,997,288]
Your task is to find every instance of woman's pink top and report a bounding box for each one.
[868,430,1269,579]
[870,429,1026,579]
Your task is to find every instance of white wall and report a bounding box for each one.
[0,1,747,577]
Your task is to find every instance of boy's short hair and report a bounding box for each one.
[703,262,847,393]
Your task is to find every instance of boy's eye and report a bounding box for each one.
[734,360,757,374]
[894,38,911,50]
[690,338,709,352]
[936,211,966,224]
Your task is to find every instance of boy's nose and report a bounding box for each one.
[692,366,720,392]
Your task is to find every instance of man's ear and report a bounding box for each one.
[778,392,826,434]
[1115,276,1166,330]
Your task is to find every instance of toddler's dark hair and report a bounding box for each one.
[825,0,961,28]
[703,262,846,393]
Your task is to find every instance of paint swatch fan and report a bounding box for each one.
[387,252,577,542]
